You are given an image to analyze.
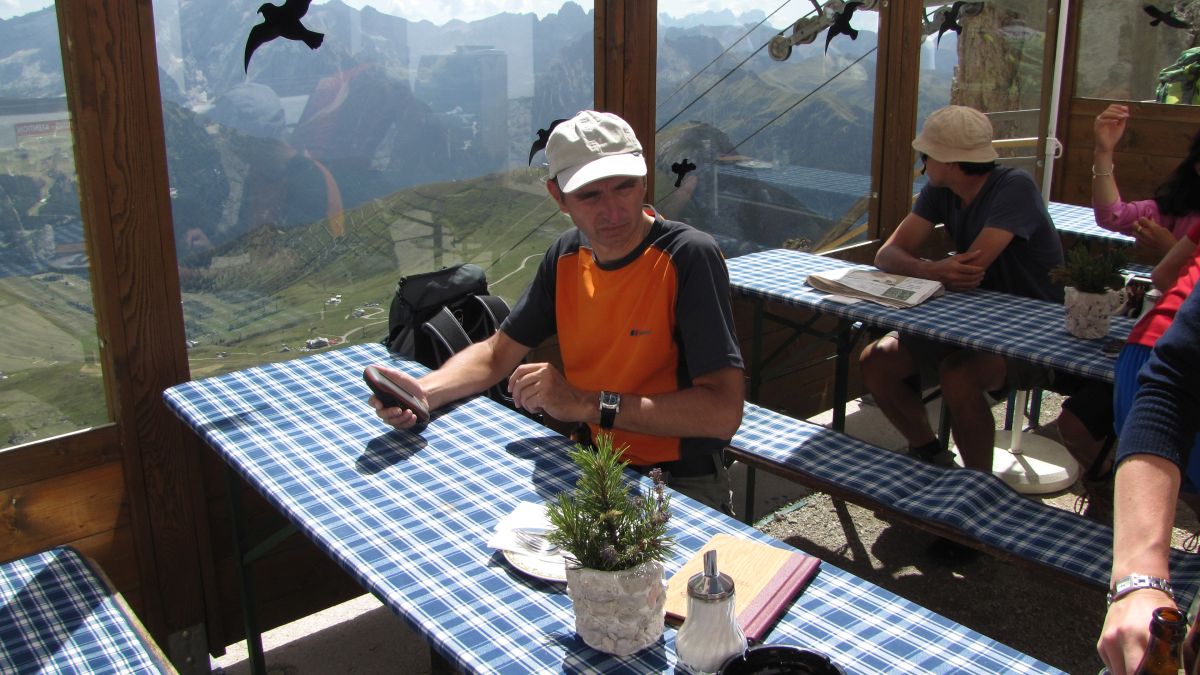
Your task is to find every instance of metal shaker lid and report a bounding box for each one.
[687,549,736,601]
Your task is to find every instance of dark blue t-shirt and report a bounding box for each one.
[913,166,1064,303]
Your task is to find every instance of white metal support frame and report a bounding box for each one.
[989,0,1081,494]
[991,390,1080,494]
[1041,0,1071,201]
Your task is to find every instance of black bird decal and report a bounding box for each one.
[527,118,568,165]
[671,158,697,188]
[244,0,324,72]
[1144,4,1191,28]
[825,2,863,54]
[936,1,968,47]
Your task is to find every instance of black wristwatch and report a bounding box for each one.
[599,391,621,430]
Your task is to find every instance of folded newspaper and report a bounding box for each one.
[805,267,944,308]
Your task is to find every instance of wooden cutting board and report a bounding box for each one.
[665,533,820,643]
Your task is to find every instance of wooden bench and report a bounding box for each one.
[730,401,1200,609]
[0,546,175,674]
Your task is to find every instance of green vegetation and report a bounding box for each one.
[1049,244,1128,294]
[1,148,567,447]
[546,433,674,571]
[179,176,563,378]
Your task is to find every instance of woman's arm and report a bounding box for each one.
[1150,231,1199,291]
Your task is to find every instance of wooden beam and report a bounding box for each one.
[594,1,657,196]
[55,0,214,643]
[873,0,924,240]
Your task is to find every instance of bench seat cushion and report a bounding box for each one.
[732,402,1200,609]
[1,546,171,674]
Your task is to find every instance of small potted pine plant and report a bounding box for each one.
[546,433,673,656]
[1049,244,1128,339]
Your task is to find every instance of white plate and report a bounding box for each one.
[502,549,567,583]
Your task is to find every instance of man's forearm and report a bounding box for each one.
[1111,455,1177,582]
[875,244,932,278]
[606,368,745,441]
[420,338,517,409]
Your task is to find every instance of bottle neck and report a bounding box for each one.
[1136,607,1187,674]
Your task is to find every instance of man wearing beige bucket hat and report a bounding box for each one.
[858,104,1075,474]
[370,110,745,513]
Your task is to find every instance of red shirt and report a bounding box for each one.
[1128,221,1200,347]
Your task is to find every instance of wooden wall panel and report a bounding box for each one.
[209,538,362,650]
[1057,149,1182,206]
[0,426,120,490]
[0,462,128,560]
[1053,99,1200,205]
[731,298,867,421]
[72,525,140,593]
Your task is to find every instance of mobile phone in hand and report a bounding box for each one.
[363,365,430,424]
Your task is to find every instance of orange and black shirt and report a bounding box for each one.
[502,208,743,467]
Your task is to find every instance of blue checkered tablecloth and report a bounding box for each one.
[728,248,1132,382]
[163,342,1061,674]
[1,547,172,674]
[1048,201,1136,246]
[734,403,1200,611]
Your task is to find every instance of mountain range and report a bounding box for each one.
[0,1,957,266]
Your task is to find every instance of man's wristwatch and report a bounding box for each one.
[1107,574,1175,606]
[599,391,621,430]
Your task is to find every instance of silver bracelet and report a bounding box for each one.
[1092,163,1114,177]
[1107,573,1174,606]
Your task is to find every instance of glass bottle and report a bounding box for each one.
[674,550,747,674]
[1135,606,1187,675]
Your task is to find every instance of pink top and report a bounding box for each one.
[1093,197,1200,240]
[1128,220,1200,347]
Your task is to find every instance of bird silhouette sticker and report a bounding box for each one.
[244,0,325,72]
[671,158,697,188]
[528,118,568,165]
[936,1,968,47]
[825,2,863,54]
[1144,4,1191,28]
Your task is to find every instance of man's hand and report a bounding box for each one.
[1094,104,1130,154]
[368,366,430,430]
[508,362,588,421]
[1132,217,1176,258]
[1097,590,1174,675]
[929,249,986,291]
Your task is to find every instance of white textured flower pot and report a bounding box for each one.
[1064,286,1124,339]
[565,561,667,656]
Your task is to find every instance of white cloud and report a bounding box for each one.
[0,0,848,30]
[330,0,566,25]
[328,0,787,26]
[0,1,50,20]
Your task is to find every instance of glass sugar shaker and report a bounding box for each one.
[675,550,747,674]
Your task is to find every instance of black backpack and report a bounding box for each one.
[382,263,514,405]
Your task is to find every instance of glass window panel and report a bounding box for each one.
[1075,0,1195,102]
[654,2,879,255]
[915,0,1052,196]
[153,0,593,377]
[0,3,108,450]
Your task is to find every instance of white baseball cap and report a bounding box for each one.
[547,110,647,193]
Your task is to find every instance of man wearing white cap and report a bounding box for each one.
[858,105,1072,473]
[371,110,745,513]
